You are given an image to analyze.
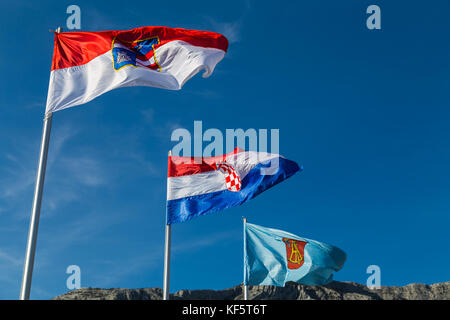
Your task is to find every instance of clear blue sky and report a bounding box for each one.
[0,0,449,299]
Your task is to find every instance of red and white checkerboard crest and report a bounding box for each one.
[216,162,242,192]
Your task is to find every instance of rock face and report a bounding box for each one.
[54,281,450,300]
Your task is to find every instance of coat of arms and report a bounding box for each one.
[282,237,307,269]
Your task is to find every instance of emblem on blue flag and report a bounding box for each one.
[283,237,307,269]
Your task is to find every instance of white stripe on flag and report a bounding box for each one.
[45,40,225,114]
[167,151,281,201]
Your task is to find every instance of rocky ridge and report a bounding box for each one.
[54,281,450,300]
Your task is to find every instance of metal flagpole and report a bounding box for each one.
[19,26,62,301]
[243,217,249,300]
[19,111,53,300]
[163,150,172,300]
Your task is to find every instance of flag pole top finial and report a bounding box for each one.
[49,27,63,33]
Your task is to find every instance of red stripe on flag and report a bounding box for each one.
[168,148,244,178]
[51,26,228,71]
[51,31,114,71]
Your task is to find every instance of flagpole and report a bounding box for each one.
[163,150,172,300]
[19,26,62,301]
[19,111,53,300]
[243,217,249,300]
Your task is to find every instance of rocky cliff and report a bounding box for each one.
[54,281,450,300]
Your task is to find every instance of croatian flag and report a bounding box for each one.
[46,26,228,114]
[167,148,302,224]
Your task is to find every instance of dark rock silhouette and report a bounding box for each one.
[54,281,450,300]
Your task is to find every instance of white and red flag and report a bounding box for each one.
[45,26,228,113]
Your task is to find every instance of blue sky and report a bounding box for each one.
[0,0,449,299]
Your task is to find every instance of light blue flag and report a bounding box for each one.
[244,223,346,286]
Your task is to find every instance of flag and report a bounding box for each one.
[244,222,346,286]
[46,26,228,114]
[167,148,301,224]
